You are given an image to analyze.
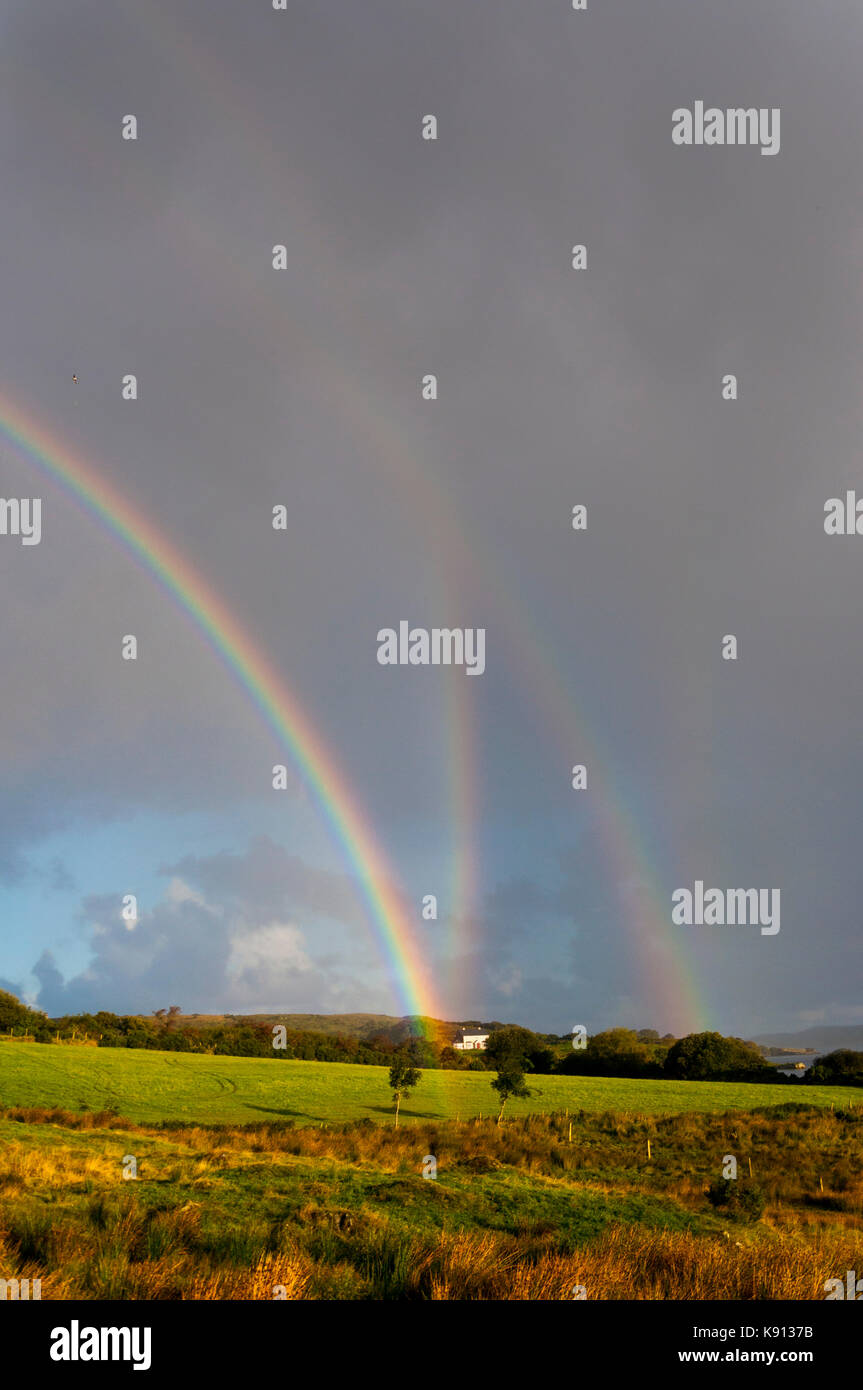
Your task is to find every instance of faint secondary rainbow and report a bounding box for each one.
[320,377,710,1034]
[82,1,708,1032]
[304,368,709,1034]
[0,391,443,1030]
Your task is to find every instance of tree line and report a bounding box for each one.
[1,992,860,1087]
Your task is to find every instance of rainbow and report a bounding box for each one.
[290,365,710,1034]
[115,0,486,992]
[0,391,443,1030]
[85,0,489,1011]
[305,375,711,1033]
[25,2,710,1034]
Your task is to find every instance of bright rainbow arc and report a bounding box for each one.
[29,3,708,1035]
[0,392,441,1031]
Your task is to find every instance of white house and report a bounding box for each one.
[452,1030,490,1051]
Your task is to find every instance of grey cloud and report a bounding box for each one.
[1,0,861,1032]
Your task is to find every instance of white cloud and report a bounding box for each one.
[165,876,210,909]
[227,921,312,980]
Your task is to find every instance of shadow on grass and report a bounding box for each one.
[366,1105,439,1120]
[243,1104,313,1120]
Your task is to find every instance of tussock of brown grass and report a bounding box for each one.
[0,1146,123,1194]
[420,1226,861,1300]
[0,1105,127,1129]
[187,1253,313,1300]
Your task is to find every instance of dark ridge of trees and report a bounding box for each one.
[805,1049,863,1087]
[663,1032,776,1082]
[0,991,850,1085]
[557,1027,666,1078]
[0,989,49,1038]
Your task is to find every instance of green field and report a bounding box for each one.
[1,1042,860,1300]
[0,1042,856,1125]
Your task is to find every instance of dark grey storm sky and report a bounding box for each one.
[0,0,861,1036]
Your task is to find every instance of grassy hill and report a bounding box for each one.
[172,1013,503,1044]
[1,1043,859,1301]
[0,1041,857,1126]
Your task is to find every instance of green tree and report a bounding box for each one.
[490,1066,531,1124]
[0,989,45,1035]
[806,1049,863,1086]
[388,1054,421,1128]
[484,1026,534,1123]
[664,1032,772,1081]
[559,1027,657,1078]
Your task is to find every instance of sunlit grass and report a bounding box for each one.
[0,1041,855,1126]
[0,1101,858,1300]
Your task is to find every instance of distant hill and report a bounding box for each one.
[178,1012,508,1045]
[753,1024,863,1053]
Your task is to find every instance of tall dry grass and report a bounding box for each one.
[1,1102,859,1300]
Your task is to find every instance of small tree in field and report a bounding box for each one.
[388,1055,421,1128]
[485,1026,534,1124]
[490,1066,530,1124]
